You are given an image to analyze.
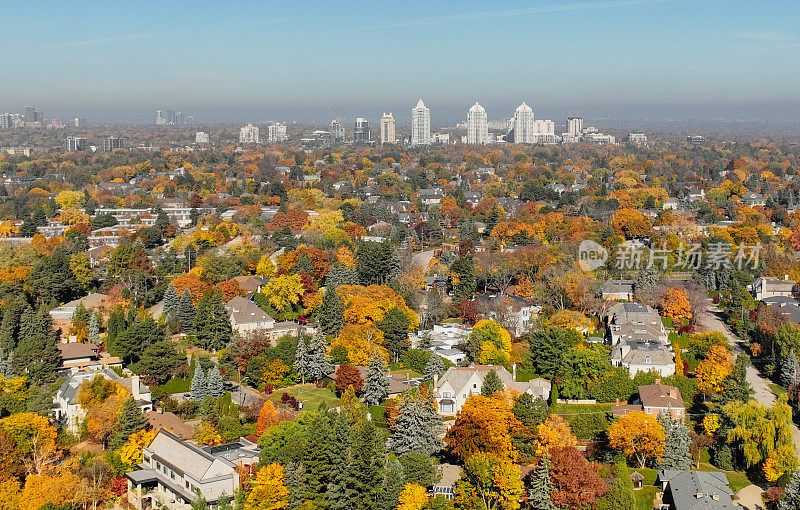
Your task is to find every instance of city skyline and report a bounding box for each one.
[1,1,799,123]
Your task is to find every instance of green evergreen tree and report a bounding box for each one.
[19,307,55,343]
[481,369,504,397]
[107,306,126,343]
[163,284,179,319]
[781,469,800,510]
[72,302,90,327]
[206,364,225,397]
[319,286,345,338]
[422,354,446,382]
[356,240,399,285]
[364,351,389,406]
[13,334,60,382]
[114,317,164,364]
[0,298,26,351]
[450,255,476,299]
[0,347,13,377]
[177,290,196,333]
[285,461,310,510]
[657,411,692,470]
[294,336,310,383]
[135,340,187,384]
[326,264,359,288]
[110,397,146,450]
[88,313,100,344]
[398,452,440,487]
[293,253,313,275]
[306,332,334,381]
[195,290,232,351]
[782,350,799,389]
[512,393,550,430]
[389,390,442,455]
[345,421,385,509]
[528,452,557,510]
[377,307,410,362]
[190,366,208,401]
[379,458,405,510]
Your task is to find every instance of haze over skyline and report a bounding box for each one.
[4,0,800,124]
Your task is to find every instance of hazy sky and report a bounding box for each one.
[2,0,800,123]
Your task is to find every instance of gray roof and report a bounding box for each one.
[226,296,273,325]
[436,365,550,396]
[147,429,228,481]
[659,471,737,510]
[58,369,150,405]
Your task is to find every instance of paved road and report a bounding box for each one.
[696,305,800,450]
[411,249,436,269]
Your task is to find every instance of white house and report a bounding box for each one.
[126,430,259,510]
[434,365,550,416]
[54,369,152,431]
[226,296,275,336]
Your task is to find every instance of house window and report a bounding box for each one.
[440,402,453,414]
[442,392,451,399]
[143,455,150,464]
[186,481,190,489]
[645,356,651,364]
[473,384,477,389]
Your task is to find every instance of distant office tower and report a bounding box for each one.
[103,136,123,151]
[513,102,535,144]
[74,117,86,128]
[354,117,371,143]
[627,133,647,143]
[329,120,344,141]
[268,123,288,142]
[66,136,88,152]
[156,110,165,125]
[239,124,260,144]
[0,114,12,130]
[467,102,489,145]
[566,117,583,136]
[380,113,396,144]
[166,109,177,125]
[411,99,430,146]
[177,112,184,125]
[195,131,210,144]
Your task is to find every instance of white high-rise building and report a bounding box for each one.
[566,117,583,136]
[380,113,396,144]
[66,136,88,152]
[411,99,430,146]
[466,102,489,145]
[268,123,288,142]
[195,132,209,144]
[329,120,344,141]
[155,110,165,126]
[239,124,260,144]
[513,102,535,144]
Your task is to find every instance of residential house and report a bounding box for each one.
[56,342,122,373]
[145,411,194,440]
[655,470,739,510]
[607,302,672,377]
[54,369,152,431]
[49,293,108,335]
[611,339,675,377]
[599,279,635,301]
[472,294,540,337]
[419,187,444,205]
[434,365,550,415]
[411,323,471,365]
[752,276,796,301]
[230,275,268,295]
[126,430,259,510]
[741,191,766,207]
[226,296,275,336]
[613,381,685,419]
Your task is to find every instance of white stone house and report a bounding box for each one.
[226,296,275,336]
[434,365,550,416]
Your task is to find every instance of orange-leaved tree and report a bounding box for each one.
[444,395,524,462]
[534,415,578,456]
[607,411,665,467]
[660,286,692,320]
[256,400,279,436]
[695,345,733,394]
[245,463,289,510]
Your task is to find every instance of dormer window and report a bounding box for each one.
[645,356,651,364]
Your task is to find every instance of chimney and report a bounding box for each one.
[655,378,661,385]
[669,387,678,399]
[433,373,439,388]
[786,274,790,281]
[131,375,141,400]
[512,363,517,380]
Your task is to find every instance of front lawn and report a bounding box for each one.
[270,384,339,410]
[634,486,659,510]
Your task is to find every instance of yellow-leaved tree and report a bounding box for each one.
[607,411,665,468]
[695,345,733,394]
[246,463,289,510]
[117,429,157,467]
[397,483,428,510]
[261,274,305,311]
[444,395,523,462]
[534,415,578,456]
[468,320,512,365]
[194,423,222,446]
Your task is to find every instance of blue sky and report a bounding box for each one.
[2,0,799,123]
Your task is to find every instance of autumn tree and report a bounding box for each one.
[397,483,428,510]
[533,415,578,456]
[610,208,652,238]
[334,363,363,395]
[256,400,279,436]
[445,395,523,462]
[607,412,665,468]
[696,345,733,394]
[548,447,609,509]
[660,286,692,321]
[246,463,289,510]
[467,320,512,365]
[454,453,523,510]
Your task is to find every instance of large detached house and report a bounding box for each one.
[127,430,259,510]
[607,302,673,377]
[655,470,739,510]
[613,381,685,420]
[54,369,152,431]
[226,296,275,336]
[434,365,550,415]
[752,276,796,302]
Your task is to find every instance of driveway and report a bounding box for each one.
[696,305,800,451]
[735,484,766,510]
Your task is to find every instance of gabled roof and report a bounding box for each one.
[226,296,273,325]
[436,365,550,396]
[146,429,229,481]
[639,382,685,409]
[660,470,736,510]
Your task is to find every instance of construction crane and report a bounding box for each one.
[326,104,341,122]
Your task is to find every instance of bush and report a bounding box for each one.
[401,349,432,373]
[596,462,635,510]
[567,413,611,441]
[263,383,274,395]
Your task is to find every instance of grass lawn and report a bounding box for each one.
[389,368,421,378]
[634,486,659,510]
[768,383,787,397]
[270,384,339,410]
